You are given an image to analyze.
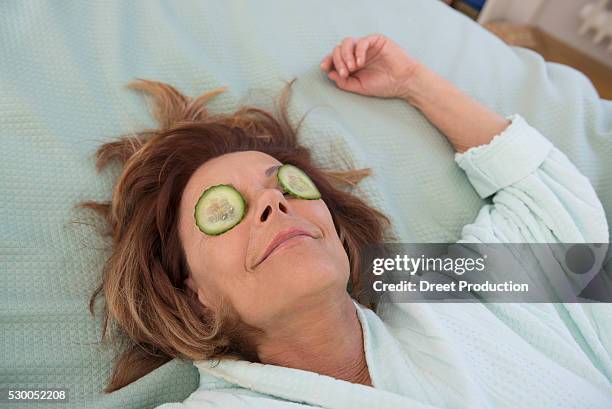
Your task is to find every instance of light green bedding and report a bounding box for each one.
[1,1,610,408]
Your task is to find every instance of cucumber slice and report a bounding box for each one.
[277,164,321,200]
[194,184,247,236]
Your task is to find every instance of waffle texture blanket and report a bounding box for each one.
[1,0,611,408]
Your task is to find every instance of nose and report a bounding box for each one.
[256,189,289,224]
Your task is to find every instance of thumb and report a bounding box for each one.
[328,71,362,94]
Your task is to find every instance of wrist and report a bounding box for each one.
[397,62,432,106]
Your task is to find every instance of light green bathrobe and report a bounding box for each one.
[157,115,612,408]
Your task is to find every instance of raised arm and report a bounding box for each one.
[398,65,510,153]
[321,34,608,243]
[320,34,509,153]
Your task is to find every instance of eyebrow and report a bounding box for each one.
[265,164,282,177]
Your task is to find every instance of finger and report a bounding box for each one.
[340,37,356,72]
[355,37,371,67]
[332,45,348,78]
[328,70,361,93]
[320,54,333,72]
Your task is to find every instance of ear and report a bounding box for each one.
[184,277,211,309]
[184,277,197,292]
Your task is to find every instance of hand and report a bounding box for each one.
[320,34,423,99]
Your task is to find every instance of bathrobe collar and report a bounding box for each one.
[193,300,445,409]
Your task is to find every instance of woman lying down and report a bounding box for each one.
[84,34,611,408]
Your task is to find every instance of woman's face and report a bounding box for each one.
[178,151,350,329]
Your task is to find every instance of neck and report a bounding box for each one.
[255,294,372,387]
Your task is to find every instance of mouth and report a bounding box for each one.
[253,227,317,268]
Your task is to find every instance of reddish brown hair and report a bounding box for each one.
[80,78,394,392]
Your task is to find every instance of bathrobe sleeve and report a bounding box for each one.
[454,114,609,244]
[450,114,612,383]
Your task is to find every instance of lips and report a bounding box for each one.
[253,227,317,268]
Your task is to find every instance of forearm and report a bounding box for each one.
[401,65,510,153]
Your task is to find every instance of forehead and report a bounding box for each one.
[183,150,282,206]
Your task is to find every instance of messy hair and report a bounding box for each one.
[80,78,393,393]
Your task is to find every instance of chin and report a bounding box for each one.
[241,253,350,328]
[268,256,349,298]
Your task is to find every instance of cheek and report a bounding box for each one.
[299,200,350,271]
[314,201,344,244]
[309,201,351,280]
[186,226,246,309]
[189,225,250,308]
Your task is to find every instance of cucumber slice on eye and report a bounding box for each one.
[277,164,321,200]
[194,184,247,236]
